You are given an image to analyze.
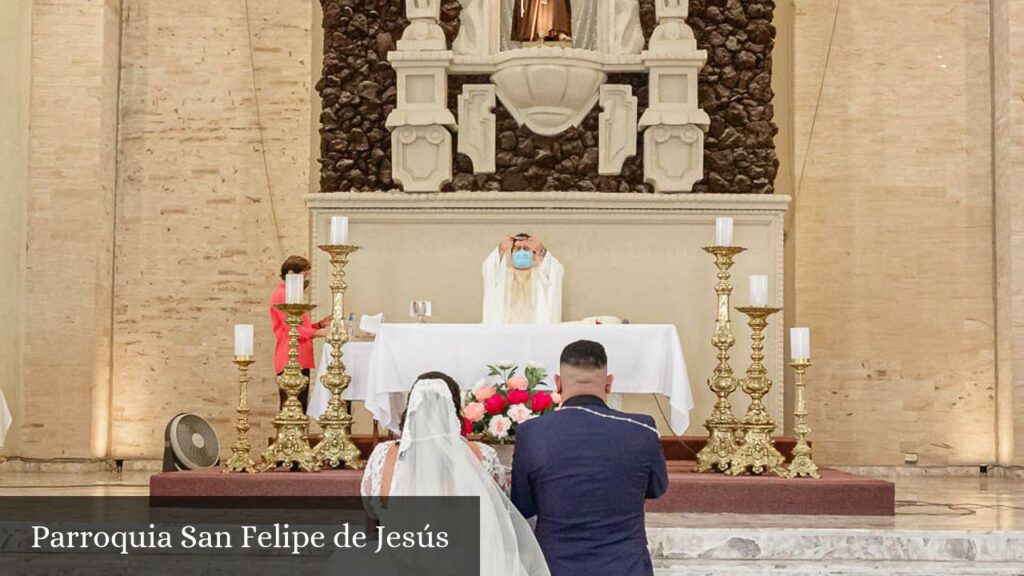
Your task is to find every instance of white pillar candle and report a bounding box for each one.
[330,216,349,245]
[749,275,768,306]
[791,327,811,360]
[234,324,254,357]
[715,217,734,246]
[285,273,304,304]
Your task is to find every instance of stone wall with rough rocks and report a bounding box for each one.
[319,0,778,194]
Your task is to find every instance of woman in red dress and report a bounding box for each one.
[269,256,331,410]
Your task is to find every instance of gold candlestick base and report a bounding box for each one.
[224,356,257,474]
[259,302,321,473]
[313,244,363,470]
[695,245,746,473]
[787,358,821,479]
[727,306,787,477]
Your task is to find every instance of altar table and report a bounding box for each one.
[307,341,374,420]
[336,323,693,435]
[0,387,11,448]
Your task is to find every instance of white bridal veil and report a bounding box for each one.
[390,379,550,576]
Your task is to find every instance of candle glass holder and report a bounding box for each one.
[258,303,321,473]
[727,306,787,477]
[695,245,747,473]
[786,358,821,479]
[223,356,257,474]
[313,244,364,470]
[411,301,430,324]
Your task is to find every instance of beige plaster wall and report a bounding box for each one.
[17,0,122,458]
[992,0,1024,466]
[0,0,32,455]
[792,0,996,465]
[109,0,312,457]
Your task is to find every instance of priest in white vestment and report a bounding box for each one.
[482,233,564,324]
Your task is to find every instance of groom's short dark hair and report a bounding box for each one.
[560,340,607,370]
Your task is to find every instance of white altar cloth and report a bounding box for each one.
[364,323,693,435]
[307,341,375,420]
[0,387,11,448]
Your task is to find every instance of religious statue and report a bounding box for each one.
[512,0,573,43]
[482,233,564,324]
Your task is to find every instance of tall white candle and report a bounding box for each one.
[285,273,304,304]
[330,216,349,245]
[715,217,734,246]
[749,275,768,306]
[234,324,254,357]
[791,327,811,360]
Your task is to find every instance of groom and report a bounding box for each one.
[511,340,668,576]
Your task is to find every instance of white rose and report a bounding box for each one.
[526,361,545,370]
[507,404,534,424]
[495,360,514,370]
[488,415,513,439]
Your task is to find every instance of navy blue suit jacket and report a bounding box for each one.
[511,396,669,576]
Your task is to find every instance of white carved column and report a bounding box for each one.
[639,0,710,192]
[457,85,497,174]
[387,0,456,192]
[598,85,638,175]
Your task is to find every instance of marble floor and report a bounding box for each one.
[1,468,1022,574]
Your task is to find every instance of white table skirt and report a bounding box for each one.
[363,323,693,435]
[307,341,375,420]
[0,387,11,448]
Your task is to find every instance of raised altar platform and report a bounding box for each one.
[151,435,894,516]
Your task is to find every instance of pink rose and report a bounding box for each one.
[507,389,529,405]
[507,376,529,390]
[464,402,486,422]
[550,392,562,405]
[473,381,497,401]
[507,404,534,424]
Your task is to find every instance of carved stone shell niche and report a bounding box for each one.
[386,0,710,193]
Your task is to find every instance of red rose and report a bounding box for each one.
[507,389,529,405]
[461,417,473,437]
[530,391,553,412]
[484,394,507,415]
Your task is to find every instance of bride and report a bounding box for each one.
[361,372,550,576]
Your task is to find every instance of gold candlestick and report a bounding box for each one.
[224,356,257,473]
[258,303,321,472]
[313,244,364,470]
[786,358,820,478]
[728,306,787,476]
[695,245,747,473]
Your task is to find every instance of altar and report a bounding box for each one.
[309,323,693,434]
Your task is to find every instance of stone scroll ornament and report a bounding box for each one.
[320,0,778,193]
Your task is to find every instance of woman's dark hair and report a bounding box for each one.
[399,371,463,433]
[280,255,311,280]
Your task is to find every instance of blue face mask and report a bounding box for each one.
[512,249,534,269]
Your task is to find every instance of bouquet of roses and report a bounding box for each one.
[464,361,561,442]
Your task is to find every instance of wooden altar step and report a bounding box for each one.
[270,434,806,462]
[150,461,891,516]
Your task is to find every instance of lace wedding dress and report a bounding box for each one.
[362,438,509,497]
[357,380,550,576]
